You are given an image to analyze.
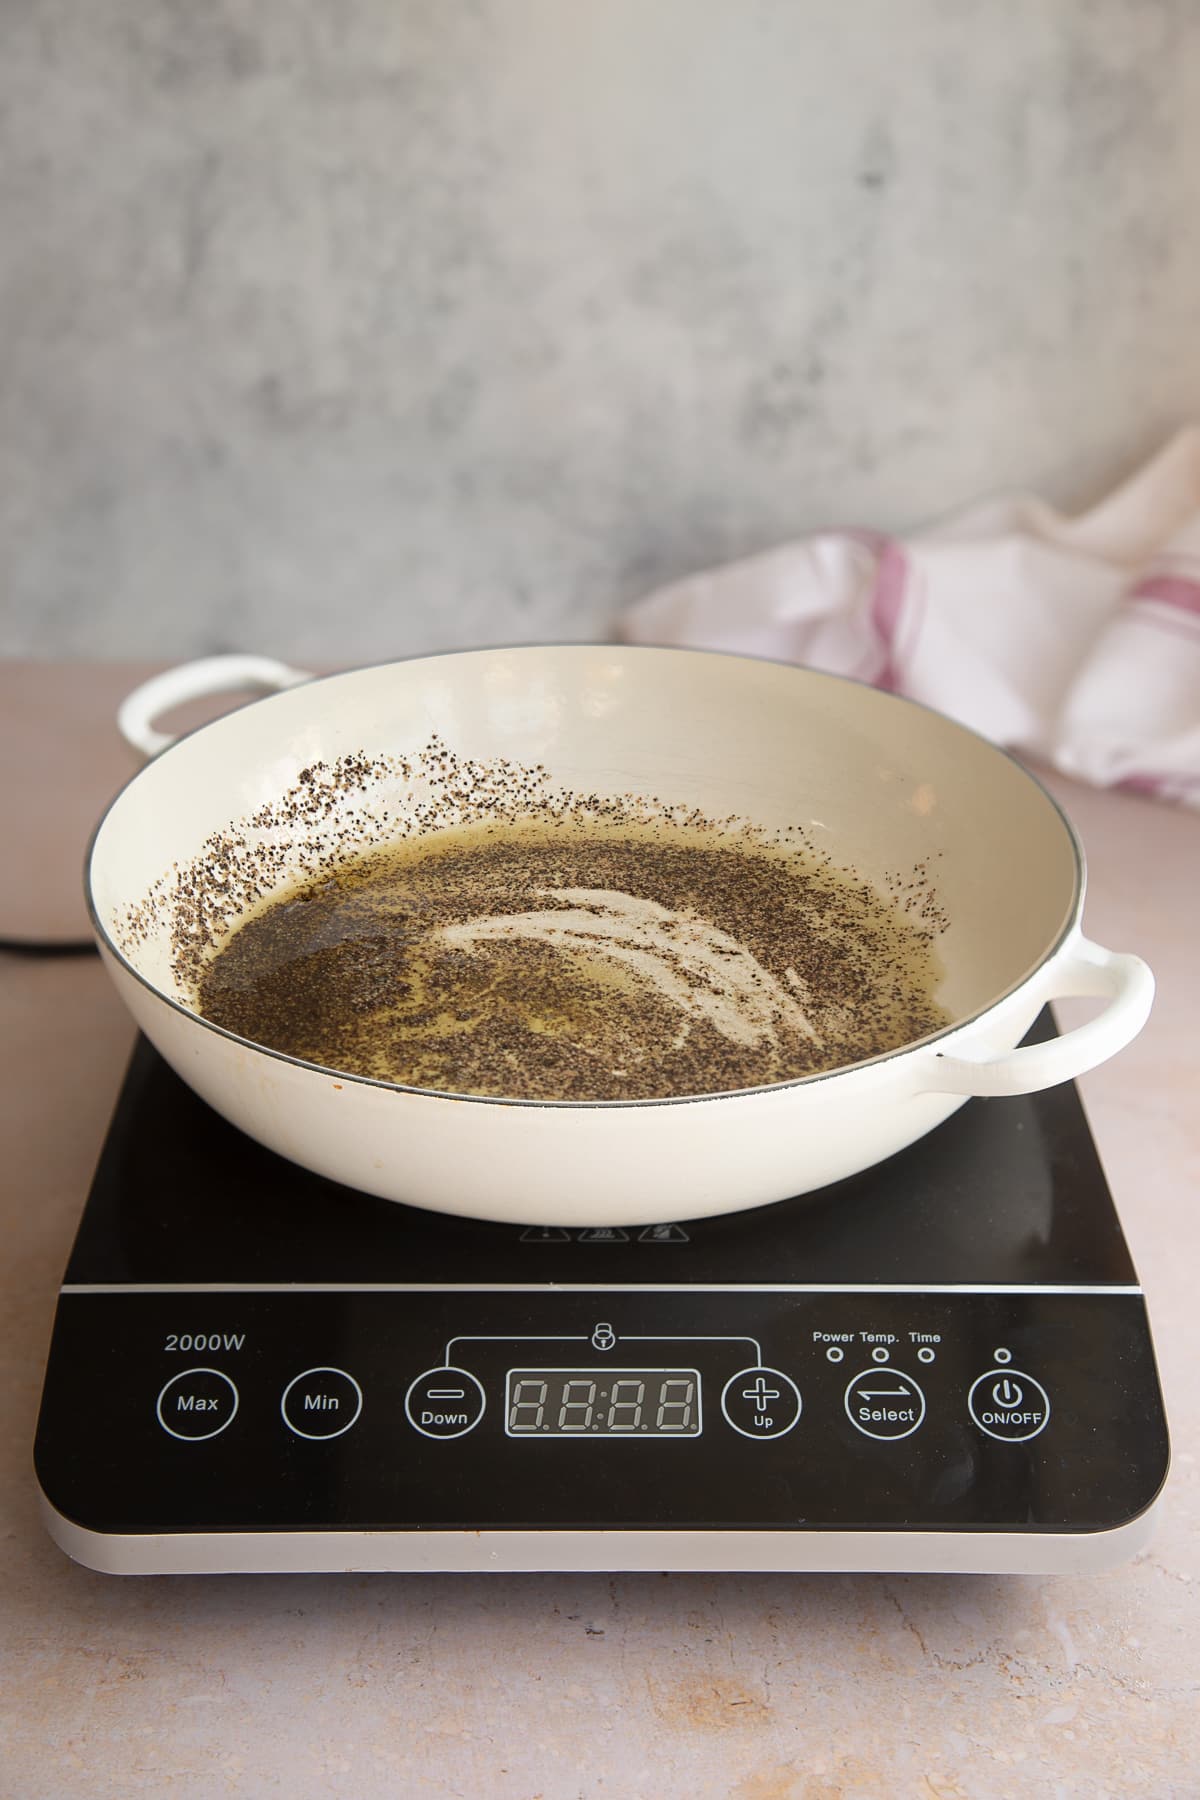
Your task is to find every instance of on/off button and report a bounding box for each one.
[968,1368,1050,1442]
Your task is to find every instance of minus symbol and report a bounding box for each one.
[428,1388,466,1400]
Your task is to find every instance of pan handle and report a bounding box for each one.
[117,655,314,758]
[925,935,1154,1097]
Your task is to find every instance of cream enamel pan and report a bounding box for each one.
[86,647,1153,1226]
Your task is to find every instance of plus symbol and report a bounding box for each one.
[742,1375,781,1413]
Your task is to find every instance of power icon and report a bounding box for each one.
[968,1368,1050,1442]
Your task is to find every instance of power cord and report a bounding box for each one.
[0,938,99,957]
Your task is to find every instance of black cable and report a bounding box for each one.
[0,938,99,957]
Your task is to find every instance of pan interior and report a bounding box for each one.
[89,649,1081,1041]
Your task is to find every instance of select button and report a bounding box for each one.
[845,1366,926,1440]
[281,1367,363,1440]
[156,1368,239,1441]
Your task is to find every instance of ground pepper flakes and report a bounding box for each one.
[195,816,950,1101]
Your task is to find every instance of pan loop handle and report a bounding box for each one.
[117,655,314,759]
[926,934,1154,1097]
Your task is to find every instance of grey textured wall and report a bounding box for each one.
[3,1,1199,663]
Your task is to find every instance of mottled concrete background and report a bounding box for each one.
[2,0,1199,662]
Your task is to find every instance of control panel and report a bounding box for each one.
[35,1289,1168,1538]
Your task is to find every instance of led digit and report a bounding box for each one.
[655,1376,696,1432]
[507,1377,548,1433]
[607,1378,645,1431]
[557,1378,597,1432]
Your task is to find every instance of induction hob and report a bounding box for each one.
[35,1013,1170,1575]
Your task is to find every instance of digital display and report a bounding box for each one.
[505,1368,702,1438]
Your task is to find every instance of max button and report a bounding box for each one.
[156,1368,238,1441]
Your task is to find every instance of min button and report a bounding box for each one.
[281,1368,364,1440]
[156,1368,239,1441]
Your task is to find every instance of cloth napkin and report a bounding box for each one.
[620,429,1200,807]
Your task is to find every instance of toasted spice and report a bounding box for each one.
[195,817,950,1101]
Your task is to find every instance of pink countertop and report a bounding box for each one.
[1,661,1197,1799]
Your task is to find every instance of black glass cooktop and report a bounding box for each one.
[66,1011,1136,1290]
[40,1011,1170,1563]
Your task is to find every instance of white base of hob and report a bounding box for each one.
[39,1491,1162,1578]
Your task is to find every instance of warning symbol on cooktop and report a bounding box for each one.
[577,1228,631,1243]
[520,1227,571,1242]
[637,1224,691,1244]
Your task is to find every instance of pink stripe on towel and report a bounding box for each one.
[1119,769,1200,796]
[1130,573,1200,616]
[870,539,909,692]
[1117,773,1170,797]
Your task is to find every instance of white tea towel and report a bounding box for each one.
[620,430,1200,806]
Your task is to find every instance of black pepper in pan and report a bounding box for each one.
[195,817,951,1102]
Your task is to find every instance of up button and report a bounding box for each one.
[968,1368,1050,1442]
[720,1367,803,1439]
